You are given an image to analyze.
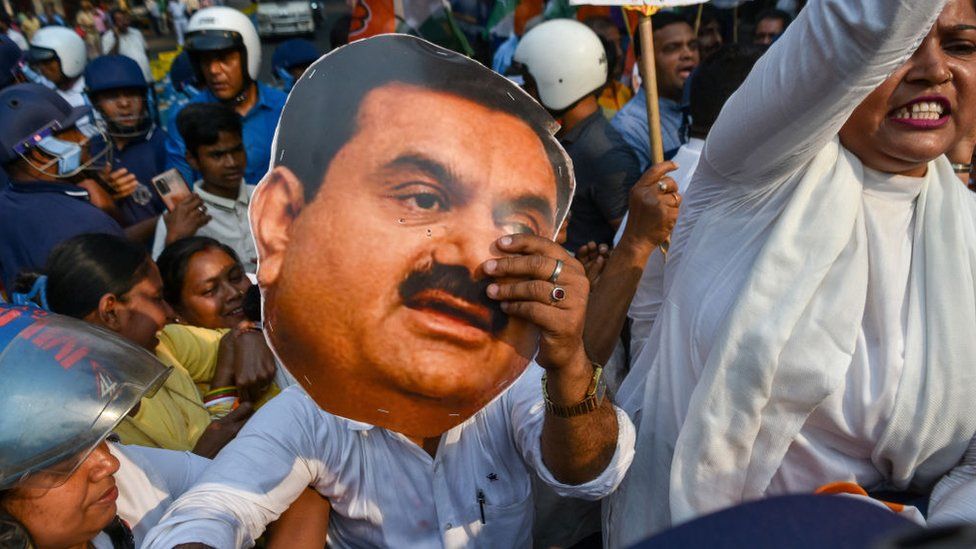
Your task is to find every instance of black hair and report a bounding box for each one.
[329,14,350,51]
[157,236,242,307]
[110,8,127,22]
[275,34,573,223]
[12,233,153,319]
[698,4,720,28]
[633,12,692,60]
[176,102,243,158]
[754,8,792,29]
[689,44,764,139]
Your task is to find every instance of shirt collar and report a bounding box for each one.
[8,180,90,199]
[559,110,603,146]
[199,82,276,117]
[194,181,249,210]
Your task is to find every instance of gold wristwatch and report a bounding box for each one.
[542,363,607,418]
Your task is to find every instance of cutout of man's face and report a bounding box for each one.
[252,40,568,438]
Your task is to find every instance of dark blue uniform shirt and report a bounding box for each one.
[0,181,124,291]
[114,127,168,227]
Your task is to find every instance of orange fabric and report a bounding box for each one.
[514,0,543,36]
[815,482,906,513]
[576,5,610,22]
[348,0,396,41]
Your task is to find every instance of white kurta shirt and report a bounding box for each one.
[91,443,208,549]
[145,365,635,548]
[101,28,152,82]
[607,0,976,545]
[152,183,258,272]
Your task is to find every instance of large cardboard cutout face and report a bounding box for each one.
[251,35,574,438]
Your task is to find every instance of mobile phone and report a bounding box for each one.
[151,168,192,211]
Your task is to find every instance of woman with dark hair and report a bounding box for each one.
[156,236,285,402]
[158,236,251,330]
[610,0,976,543]
[13,233,256,457]
[0,304,208,549]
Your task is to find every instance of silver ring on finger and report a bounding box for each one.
[658,181,669,192]
[548,259,564,284]
[197,205,206,213]
[550,285,566,304]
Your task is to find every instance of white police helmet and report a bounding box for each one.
[28,26,87,79]
[513,19,608,111]
[186,6,261,81]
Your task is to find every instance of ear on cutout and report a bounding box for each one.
[250,166,306,288]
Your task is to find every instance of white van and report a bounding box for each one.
[255,0,315,37]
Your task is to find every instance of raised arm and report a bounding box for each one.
[143,389,321,548]
[705,0,947,187]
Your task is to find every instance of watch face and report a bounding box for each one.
[594,368,608,405]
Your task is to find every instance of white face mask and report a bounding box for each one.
[36,135,82,175]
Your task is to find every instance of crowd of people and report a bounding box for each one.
[2,0,976,547]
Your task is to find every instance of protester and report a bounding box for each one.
[0,13,27,50]
[515,19,641,250]
[84,55,172,247]
[17,9,40,40]
[153,102,257,270]
[609,44,764,367]
[611,12,699,169]
[0,35,25,90]
[271,38,319,92]
[102,9,153,83]
[167,0,188,46]
[753,8,792,46]
[157,236,251,329]
[165,7,286,186]
[0,303,215,548]
[608,0,976,545]
[39,2,66,27]
[696,5,724,59]
[583,16,632,119]
[146,0,164,35]
[0,84,120,291]
[157,235,294,395]
[76,0,101,59]
[14,233,276,456]
[143,35,634,547]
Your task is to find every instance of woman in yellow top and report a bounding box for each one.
[13,233,273,457]
[158,236,288,401]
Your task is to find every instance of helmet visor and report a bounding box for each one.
[26,46,57,64]
[0,312,172,490]
[185,29,243,52]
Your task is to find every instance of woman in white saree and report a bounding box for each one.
[606,0,976,546]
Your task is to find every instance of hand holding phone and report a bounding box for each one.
[152,168,192,211]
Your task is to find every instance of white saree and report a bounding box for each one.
[605,0,976,546]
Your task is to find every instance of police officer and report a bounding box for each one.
[271,38,319,92]
[27,26,87,108]
[164,7,286,186]
[0,84,121,291]
[85,55,167,237]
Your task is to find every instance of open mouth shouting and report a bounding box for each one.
[888,95,951,129]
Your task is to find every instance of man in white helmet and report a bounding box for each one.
[514,19,642,252]
[27,26,88,109]
[164,6,286,187]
